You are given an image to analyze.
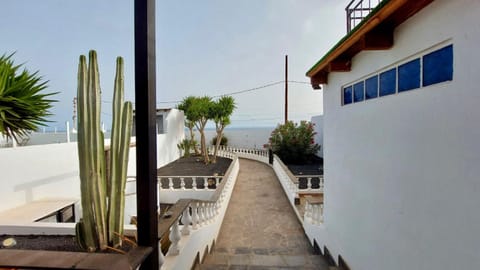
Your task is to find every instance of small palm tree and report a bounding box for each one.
[0,53,57,143]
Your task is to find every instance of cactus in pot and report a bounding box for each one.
[76,50,133,251]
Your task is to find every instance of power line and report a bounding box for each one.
[156,80,311,105]
[99,80,311,105]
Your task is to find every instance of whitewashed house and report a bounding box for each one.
[306,0,480,269]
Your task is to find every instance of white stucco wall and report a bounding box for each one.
[0,109,185,216]
[0,143,80,212]
[320,1,480,269]
[311,115,324,157]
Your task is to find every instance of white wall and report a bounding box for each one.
[321,1,480,269]
[0,143,80,212]
[311,115,324,157]
[0,109,185,217]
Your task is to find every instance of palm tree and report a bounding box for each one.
[211,96,235,163]
[0,53,57,143]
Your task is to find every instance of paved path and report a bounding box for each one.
[201,159,329,269]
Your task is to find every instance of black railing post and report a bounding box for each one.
[134,0,159,269]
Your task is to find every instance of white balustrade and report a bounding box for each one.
[307,177,312,190]
[305,202,324,225]
[198,202,206,225]
[158,245,165,266]
[167,217,182,255]
[181,207,192,235]
[168,177,174,190]
[203,177,208,190]
[180,177,185,190]
[192,177,197,190]
[191,202,199,229]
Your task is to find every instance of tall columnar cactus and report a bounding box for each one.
[76,50,133,251]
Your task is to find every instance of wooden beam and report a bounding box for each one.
[362,26,394,50]
[134,0,159,269]
[328,59,352,72]
[311,72,327,88]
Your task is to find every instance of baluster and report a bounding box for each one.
[198,202,206,225]
[203,203,210,223]
[168,177,174,190]
[158,177,163,190]
[319,177,324,192]
[167,218,181,256]
[203,177,208,190]
[208,203,214,222]
[215,202,221,215]
[209,203,216,220]
[305,201,312,221]
[192,177,197,190]
[180,177,185,190]
[319,204,324,223]
[158,240,165,266]
[191,202,199,229]
[215,177,220,188]
[312,204,319,224]
[181,207,192,235]
[307,177,312,190]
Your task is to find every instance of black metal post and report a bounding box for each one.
[268,149,273,165]
[134,0,159,269]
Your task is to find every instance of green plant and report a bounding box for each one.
[0,53,57,142]
[178,96,214,163]
[211,96,235,163]
[211,134,228,146]
[76,50,133,251]
[269,121,320,164]
[177,138,195,157]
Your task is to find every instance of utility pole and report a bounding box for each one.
[285,55,288,124]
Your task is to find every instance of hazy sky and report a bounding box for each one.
[1,0,347,129]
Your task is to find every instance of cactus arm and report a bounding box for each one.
[77,55,98,251]
[108,57,126,246]
[87,50,108,250]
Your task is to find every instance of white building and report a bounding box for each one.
[306,0,480,269]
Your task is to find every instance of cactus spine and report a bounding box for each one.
[76,50,133,251]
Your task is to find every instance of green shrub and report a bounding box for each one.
[211,135,228,146]
[268,121,320,164]
[177,138,195,157]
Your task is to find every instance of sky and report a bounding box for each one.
[1,0,347,130]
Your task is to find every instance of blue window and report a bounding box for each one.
[343,86,352,105]
[423,45,453,87]
[379,68,396,96]
[398,58,420,92]
[353,81,364,102]
[365,75,378,100]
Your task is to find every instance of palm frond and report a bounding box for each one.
[0,53,57,142]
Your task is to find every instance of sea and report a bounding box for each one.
[2,127,275,149]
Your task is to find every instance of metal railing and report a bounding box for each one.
[346,0,383,32]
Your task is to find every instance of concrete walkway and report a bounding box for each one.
[200,159,329,269]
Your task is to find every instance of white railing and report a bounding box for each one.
[214,145,269,163]
[152,147,323,269]
[224,148,325,226]
[304,196,324,225]
[160,155,240,270]
[158,176,222,190]
[296,175,324,194]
